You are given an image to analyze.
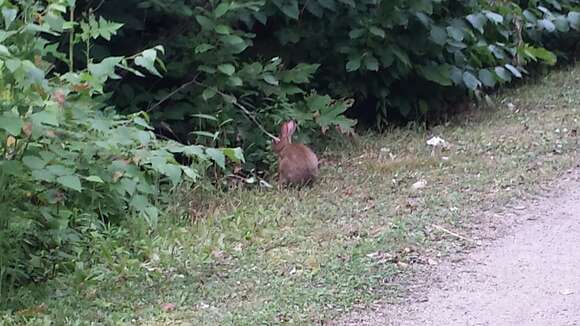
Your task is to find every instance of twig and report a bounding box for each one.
[432,224,474,242]
[145,75,279,141]
[146,73,200,113]
[190,79,279,141]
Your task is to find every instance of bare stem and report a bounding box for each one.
[146,75,279,141]
[68,6,74,72]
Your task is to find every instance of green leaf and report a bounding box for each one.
[130,194,148,211]
[318,0,337,11]
[280,63,320,84]
[568,12,580,31]
[523,10,538,23]
[446,26,464,42]
[478,69,496,87]
[450,66,463,84]
[305,1,324,17]
[182,145,206,158]
[505,64,522,78]
[0,44,10,57]
[32,169,55,182]
[430,25,447,45]
[484,11,504,24]
[221,35,245,45]
[164,164,182,186]
[262,74,279,85]
[338,0,355,7]
[409,0,433,14]
[95,17,123,41]
[554,16,570,32]
[462,71,481,90]
[364,55,379,71]
[195,15,214,30]
[135,130,151,145]
[47,165,74,177]
[181,166,199,180]
[2,8,17,28]
[314,96,357,132]
[202,88,217,100]
[22,61,45,85]
[0,114,22,136]
[495,66,511,81]
[22,156,46,170]
[206,148,225,168]
[222,147,245,163]
[195,43,215,54]
[279,2,299,20]
[191,114,218,121]
[214,3,231,18]
[392,47,411,67]
[47,15,67,33]
[192,131,219,141]
[86,176,104,183]
[88,56,123,80]
[142,206,159,226]
[134,49,162,77]
[349,28,365,39]
[466,13,487,33]
[415,12,432,26]
[217,63,236,76]
[31,109,59,127]
[214,24,230,35]
[369,26,385,38]
[538,19,556,32]
[488,45,505,59]
[419,64,452,86]
[525,46,557,65]
[0,160,24,177]
[4,58,20,72]
[228,76,243,86]
[346,55,361,72]
[57,175,82,192]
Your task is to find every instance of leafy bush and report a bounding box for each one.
[0,0,242,289]
[81,0,579,167]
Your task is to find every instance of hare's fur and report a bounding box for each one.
[272,121,319,186]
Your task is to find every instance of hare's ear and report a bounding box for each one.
[279,122,289,138]
[279,120,295,138]
[285,120,297,136]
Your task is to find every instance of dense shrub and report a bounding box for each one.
[84,0,579,167]
[0,0,242,289]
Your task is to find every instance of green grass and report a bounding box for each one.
[2,65,579,325]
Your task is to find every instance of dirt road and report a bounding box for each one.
[335,169,580,326]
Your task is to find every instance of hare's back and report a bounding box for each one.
[286,144,318,170]
[279,144,318,183]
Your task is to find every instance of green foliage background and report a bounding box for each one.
[86,0,579,165]
[0,0,242,290]
[0,0,578,297]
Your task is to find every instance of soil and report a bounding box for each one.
[334,167,580,326]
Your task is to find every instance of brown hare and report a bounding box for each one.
[272,120,319,187]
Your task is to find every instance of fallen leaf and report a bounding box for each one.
[426,136,447,147]
[15,304,47,317]
[411,180,427,191]
[161,303,176,312]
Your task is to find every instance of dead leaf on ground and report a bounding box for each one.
[161,303,176,312]
[412,180,427,191]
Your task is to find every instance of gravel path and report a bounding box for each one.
[335,169,580,326]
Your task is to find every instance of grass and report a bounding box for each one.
[1,65,579,325]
